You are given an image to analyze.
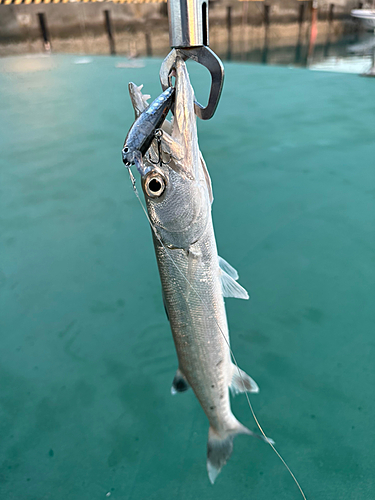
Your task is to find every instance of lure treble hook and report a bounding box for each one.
[148,129,172,167]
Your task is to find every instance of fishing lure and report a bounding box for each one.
[122,86,175,175]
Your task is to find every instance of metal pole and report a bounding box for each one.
[168,0,209,48]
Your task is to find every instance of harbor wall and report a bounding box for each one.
[0,0,363,57]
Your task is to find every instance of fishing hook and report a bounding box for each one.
[148,129,172,166]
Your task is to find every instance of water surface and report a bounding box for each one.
[0,55,374,499]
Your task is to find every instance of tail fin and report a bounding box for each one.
[207,421,274,484]
[206,422,250,484]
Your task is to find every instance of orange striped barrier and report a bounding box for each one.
[0,0,166,4]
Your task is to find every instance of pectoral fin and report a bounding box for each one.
[171,369,190,395]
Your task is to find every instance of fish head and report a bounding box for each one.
[140,158,211,249]
[136,57,211,249]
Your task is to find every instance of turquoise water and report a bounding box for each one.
[0,55,374,499]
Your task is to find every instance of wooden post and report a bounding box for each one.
[295,3,304,64]
[104,10,116,56]
[261,4,270,64]
[324,2,334,57]
[37,13,51,52]
[264,4,270,28]
[298,3,305,28]
[328,3,334,23]
[226,6,232,61]
[297,3,305,40]
[160,2,168,17]
[145,33,152,57]
[226,6,232,33]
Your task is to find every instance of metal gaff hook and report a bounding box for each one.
[160,0,224,120]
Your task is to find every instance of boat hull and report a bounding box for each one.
[351,10,375,30]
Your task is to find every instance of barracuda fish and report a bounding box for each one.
[126,56,270,484]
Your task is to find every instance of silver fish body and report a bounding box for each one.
[128,55,262,483]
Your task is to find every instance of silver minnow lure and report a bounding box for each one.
[127,56,268,483]
[122,86,175,174]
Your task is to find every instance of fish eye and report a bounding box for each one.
[123,147,129,153]
[144,170,166,199]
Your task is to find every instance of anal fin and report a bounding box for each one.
[230,365,259,395]
[171,369,190,395]
[220,270,249,300]
[218,256,239,280]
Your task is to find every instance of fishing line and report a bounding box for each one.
[127,167,307,500]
